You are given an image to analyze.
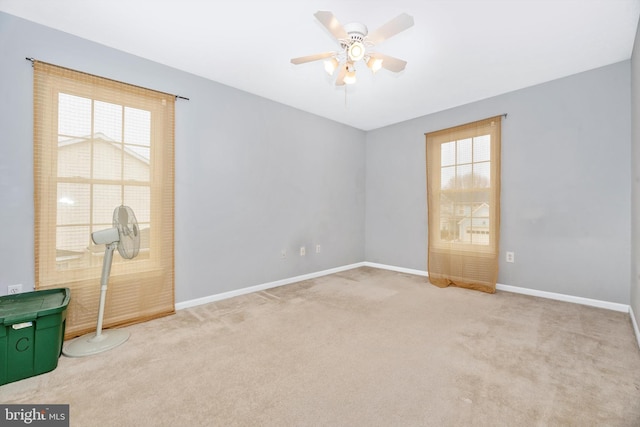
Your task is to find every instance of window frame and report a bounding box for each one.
[429,125,500,253]
[37,78,167,285]
[428,123,500,254]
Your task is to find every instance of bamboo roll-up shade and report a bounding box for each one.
[33,61,175,338]
[425,116,501,293]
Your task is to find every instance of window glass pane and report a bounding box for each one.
[94,101,122,142]
[441,141,455,166]
[56,226,91,261]
[58,93,91,137]
[137,225,151,253]
[124,186,151,223]
[58,138,91,178]
[441,166,456,190]
[457,203,471,217]
[57,183,90,225]
[473,161,490,188]
[123,145,150,182]
[456,164,472,189]
[125,107,151,147]
[93,139,123,180]
[473,135,490,162]
[457,138,472,164]
[438,194,454,241]
[439,193,453,212]
[468,210,490,246]
[93,185,122,224]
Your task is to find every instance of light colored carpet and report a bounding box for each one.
[2,267,640,426]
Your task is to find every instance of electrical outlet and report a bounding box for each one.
[506,251,515,263]
[300,246,306,256]
[316,244,321,254]
[8,284,23,295]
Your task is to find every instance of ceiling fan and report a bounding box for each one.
[291,11,414,86]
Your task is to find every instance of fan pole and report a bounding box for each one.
[63,205,138,357]
[95,242,116,338]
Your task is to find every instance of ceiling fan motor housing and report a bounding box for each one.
[342,22,368,46]
[344,22,368,40]
[343,22,368,61]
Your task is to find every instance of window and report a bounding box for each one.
[425,116,501,293]
[34,62,175,338]
[56,94,153,269]
[439,135,491,246]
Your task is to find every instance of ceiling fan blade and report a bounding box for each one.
[367,13,414,45]
[314,11,349,41]
[335,63,347,86]
[372,53,408,73]
[290,51,337,65]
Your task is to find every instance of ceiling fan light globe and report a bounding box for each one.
[348,42,366,62]
[367,57,384,73]
[324,58,339,75]
[344,70,357,85]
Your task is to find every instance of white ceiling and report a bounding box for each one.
[1,0,639,130]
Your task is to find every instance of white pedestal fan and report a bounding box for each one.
[63,205,140,357]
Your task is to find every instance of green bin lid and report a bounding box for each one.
[0,288,70,325]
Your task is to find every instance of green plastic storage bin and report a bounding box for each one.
[0,288,70,385]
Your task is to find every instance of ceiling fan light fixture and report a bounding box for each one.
[347,41,366,62]
[344,63,357,85]
[291,11,414,87]
[367,56,384,73]
[324,57,339,75]
[344,73,357,85]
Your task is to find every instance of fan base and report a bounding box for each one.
[63,329,130,357]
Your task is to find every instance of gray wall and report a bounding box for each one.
[0,12,366,302]
[0,11,635,308]
[631,16,640,326]
[365,62,631,304]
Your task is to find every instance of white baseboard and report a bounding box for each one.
[362,262,429,277]
[631,305,640,349]
[175,262,365,310]
[175,260,631,317]
[363,262,631,313]
[494,283,630,313]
